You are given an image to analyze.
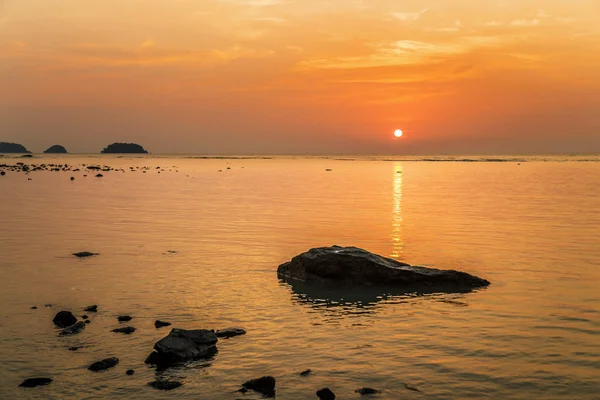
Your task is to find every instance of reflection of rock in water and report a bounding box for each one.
[279,276,477,317]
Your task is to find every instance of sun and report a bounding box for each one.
[394,129,403,138]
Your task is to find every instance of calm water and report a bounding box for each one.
[0,155,599,399]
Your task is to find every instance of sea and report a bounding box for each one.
[0,154,599,399]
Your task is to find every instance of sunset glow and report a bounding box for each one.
[1,0,599,154]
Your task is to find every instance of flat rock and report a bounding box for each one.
[155,320,171,328]
[148,380,183,391]
[53,311,77,328]
[19,378,52,388]
[146,328,218,366]
[214,327,246,338]
[112,327,136,334]
[242,376,276,397]
[356,387,380,395]
[60,321,86,336]
[117,315,132,322]
[74,252,99,258]
[300,369,312,376]
[278,246,490,290]
[317,388,336,400]
[84,305,98,312]
[88,357,119,372]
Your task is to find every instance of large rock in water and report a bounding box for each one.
[101,143,148,154]
[278,246,490,290]
[53,311,78,328]
[44,145,68,154]
[145,328,218,367]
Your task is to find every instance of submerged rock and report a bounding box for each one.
[241,376,276,397]
[19,378,52,388]
[317,388,336,400]
[300,369,312,376]
[145,328,218,366]
[214,327,246,338]
[53,311,77,328]
[155,320,172,329]
[278,246,490,290]
[84,305,98,312]
[88,357,119,372]
[148,379,183,391]
[112,327,136,334]
[356,387,380,395]
[59,321,86,336]
[73,252,99,258]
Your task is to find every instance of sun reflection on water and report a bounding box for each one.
[391,164,403,259]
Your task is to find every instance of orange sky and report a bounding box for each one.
[1,0,599,154]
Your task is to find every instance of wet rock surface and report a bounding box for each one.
[214,327,246,338]
[356,387,380,395]
[84,305,98,312]
[278,245,490,290]
[316,387,336,400]
[148,379,183,391]
[146,328,218,366]
[112,327,136,334]
[155,320,172,328]
[88,357,119,372]
[59,321,86,336]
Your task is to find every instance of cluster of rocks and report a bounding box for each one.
[0,141,149,154]
[0,162,180,178]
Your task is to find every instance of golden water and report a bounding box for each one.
[0,155,599,399]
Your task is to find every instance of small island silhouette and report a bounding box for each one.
[101,143,148,154]
[44,145,68,154]
[0,142,31,153]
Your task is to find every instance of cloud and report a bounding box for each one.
[391,9,427,22]
[511,19,541,27]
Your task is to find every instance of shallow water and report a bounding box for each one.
[0,155,599,399]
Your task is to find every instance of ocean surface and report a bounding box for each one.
[0,154,599,399]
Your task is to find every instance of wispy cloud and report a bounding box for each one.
[391,9,427,21]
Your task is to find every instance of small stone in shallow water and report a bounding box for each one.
[154,320,171,328]
[84,305,98,312]
[19,378,52,388]
[356,387,380,395]
[241,376,276,397]
[74,252,99,258]
[214,327,246,338]
[45,304,52,308]
[404,383,420,392]
[300,369,312,376]
[126,369,135,376]
[81,315,88,320]
[85,320,91,324]
[112,327,136,334]
[117,315,132,322]
[52,311,77,328]
[148,380,183,391]
[317,388,336,400]
[88,357,119,372]
[68,346,81,352]
[31,306,38,310]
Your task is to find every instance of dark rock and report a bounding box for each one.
[68,346,81,351]
[300,369,312,376]
[53,311,77,328]
[404,383,420,392]
[146,328,218,366]
[31,306,38,310]
[278,246,490,290]
[84,305,98,312]
[44,145,68,154]
[60,321,86,336]
[242,376,276,397]
[45,304,52,308]
[70,177,75,181]
[148,380,183,391]
[117,315,132,322]
[155,320,171,328]
[81,315,89,320]
[85,320,91,324]
[95,174,103,178]
[88,357,119,372]
[112,327,136,334]
[214,327,246,338]
[19,378,52,388]
[73,252,99,258]
[126,369,135,376]
[0,171,5,176]
[101,143,149,154]
[316,388,336,400]
[0,142,30,153]
[356,387,380,395]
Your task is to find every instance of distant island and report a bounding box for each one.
[44,145,68,154]
[0,142,31,153]
[101,143,149,154]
